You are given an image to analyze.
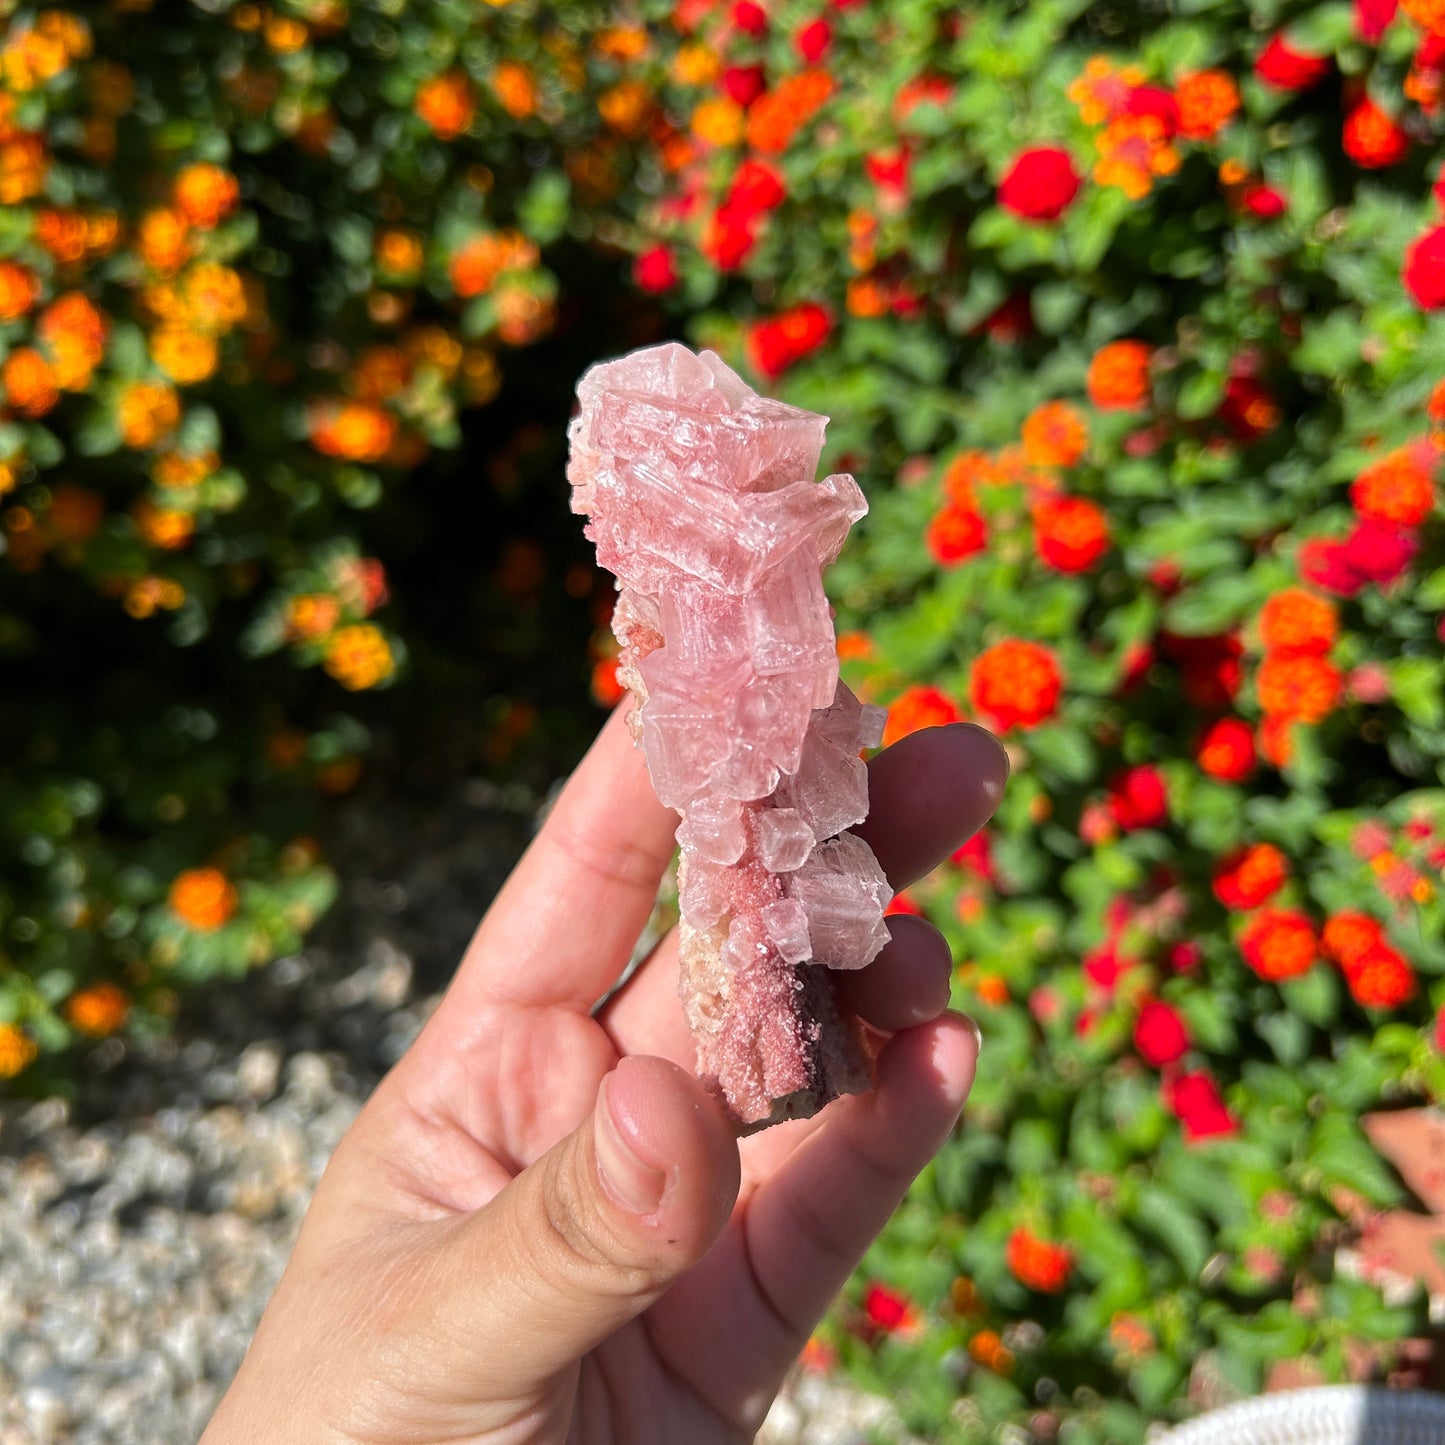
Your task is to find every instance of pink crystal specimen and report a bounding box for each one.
[567,342,893,1128]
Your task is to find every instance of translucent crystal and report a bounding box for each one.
[568,342,893,1127]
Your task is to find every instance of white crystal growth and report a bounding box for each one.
[568,342,893,1127]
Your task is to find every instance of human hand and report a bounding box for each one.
[201,705,1007,1445]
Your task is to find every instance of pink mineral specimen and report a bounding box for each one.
[567,342,893,1128]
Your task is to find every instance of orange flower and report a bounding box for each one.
[495,285,555,346]
[673,40,721,87]
[968,1330,1015,1374]
[448,229,538,298]
[33,207,89,264]
[1094,114,1180,199]
[173,163,241,229]
[151,327,218,383]
[492,60,537,119]
[136,208,193,274]
[154,450,218,488]
[594,23,650,62]
[746,70,833,152]
[1213,842,1289,910]
[180,263,249,329]
[1086,340,1153,410]
[132,498,194,549]
[375,229,425,277]
[1067,56,1147,124]
[1109,1313,1156,1358]
[416,70,475,138]
[943,449,1007,498]
[117,381,181,448]
[169,866,238,930]
[287,592,341,640]
[38,293,109,389]
[0,1022,38,1078]
[323,623,395,689]
[599,80,652,136]
[836,629,874,662]
[64,982,129,1037]
[2,347,59,417]
[591,655,625,707]
[1006,1227,1073,1292]
[1404,0,1445,37]
[1258,588,1337,654]
[1322,911,1384,968]
[1256,652,1340,722]
[0,133,49,204]
[308,400,397,462]
[882,683,962,747]
[0,260,39,320]
[1351,448,1435,527]
[1022,401,1088,467]
[1175,70,1240,140]
[1258,715,1295,767]
[691,96,745,147]
[1240,907,1318,981]
[970,638,1063,730]
[927,501,987,565]
[1343,940,1417,1008]
[351,346,412,402]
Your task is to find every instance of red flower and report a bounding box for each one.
[1256,36,1332,89]
[977,292,1035,344]
[1341,518,1419,586]
[951,831,994,878]
[701,207,757,271]
[1165,1070,1239,1142]
[862,1282,921,1336]
[884,891,924,917]
[1170,941,1204,973]
[1343,98,1410,168]
[1218,375,1280,441]
[1355,0,1400,42]
[633,245,679,293]
[728,157,787,215]
[1124,85,1180,134]
[747,303,832,379]
[864,148,911,198]
[926,502,987,564]
[722,64,767,107]
[1006,1228,1073,1293]
[1213,843,1288,910]
[1343,939,1417,1008]
[1351,447,1436,527]
[1197,717,1257,782]
[1298,537,1363,597]
[970,639,1063,731]
[1032,494,1110,573]
[1404,225,1445,308]
[998,147,1082,222]
[1322,910,1385,968]
[1161,631,1244,708]
[1135,999,1190,1067]
[1108,765,1168,831]
[796,17,832,63]
[732,1,767,37]
[1242,184,1288,218]
[1240,907,1318,981]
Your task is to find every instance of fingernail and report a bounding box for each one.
[595,1073,666,1215]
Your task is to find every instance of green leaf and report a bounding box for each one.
[1279,966,1341,1028]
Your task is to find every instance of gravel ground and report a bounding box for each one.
[0,776,899,1445]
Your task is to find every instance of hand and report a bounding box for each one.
[201,705,1007,1445]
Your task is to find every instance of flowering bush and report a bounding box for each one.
[8,0,1445,1437]
[611,0,1445,1436]
[0,2,651,1085]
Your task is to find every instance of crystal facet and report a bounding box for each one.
[568,342,893,1127]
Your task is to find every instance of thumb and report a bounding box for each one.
[455,1054,741,1399]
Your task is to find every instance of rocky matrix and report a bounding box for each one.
[567,342,893,1128]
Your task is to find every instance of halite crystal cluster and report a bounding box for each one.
[567,342,893,1127]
